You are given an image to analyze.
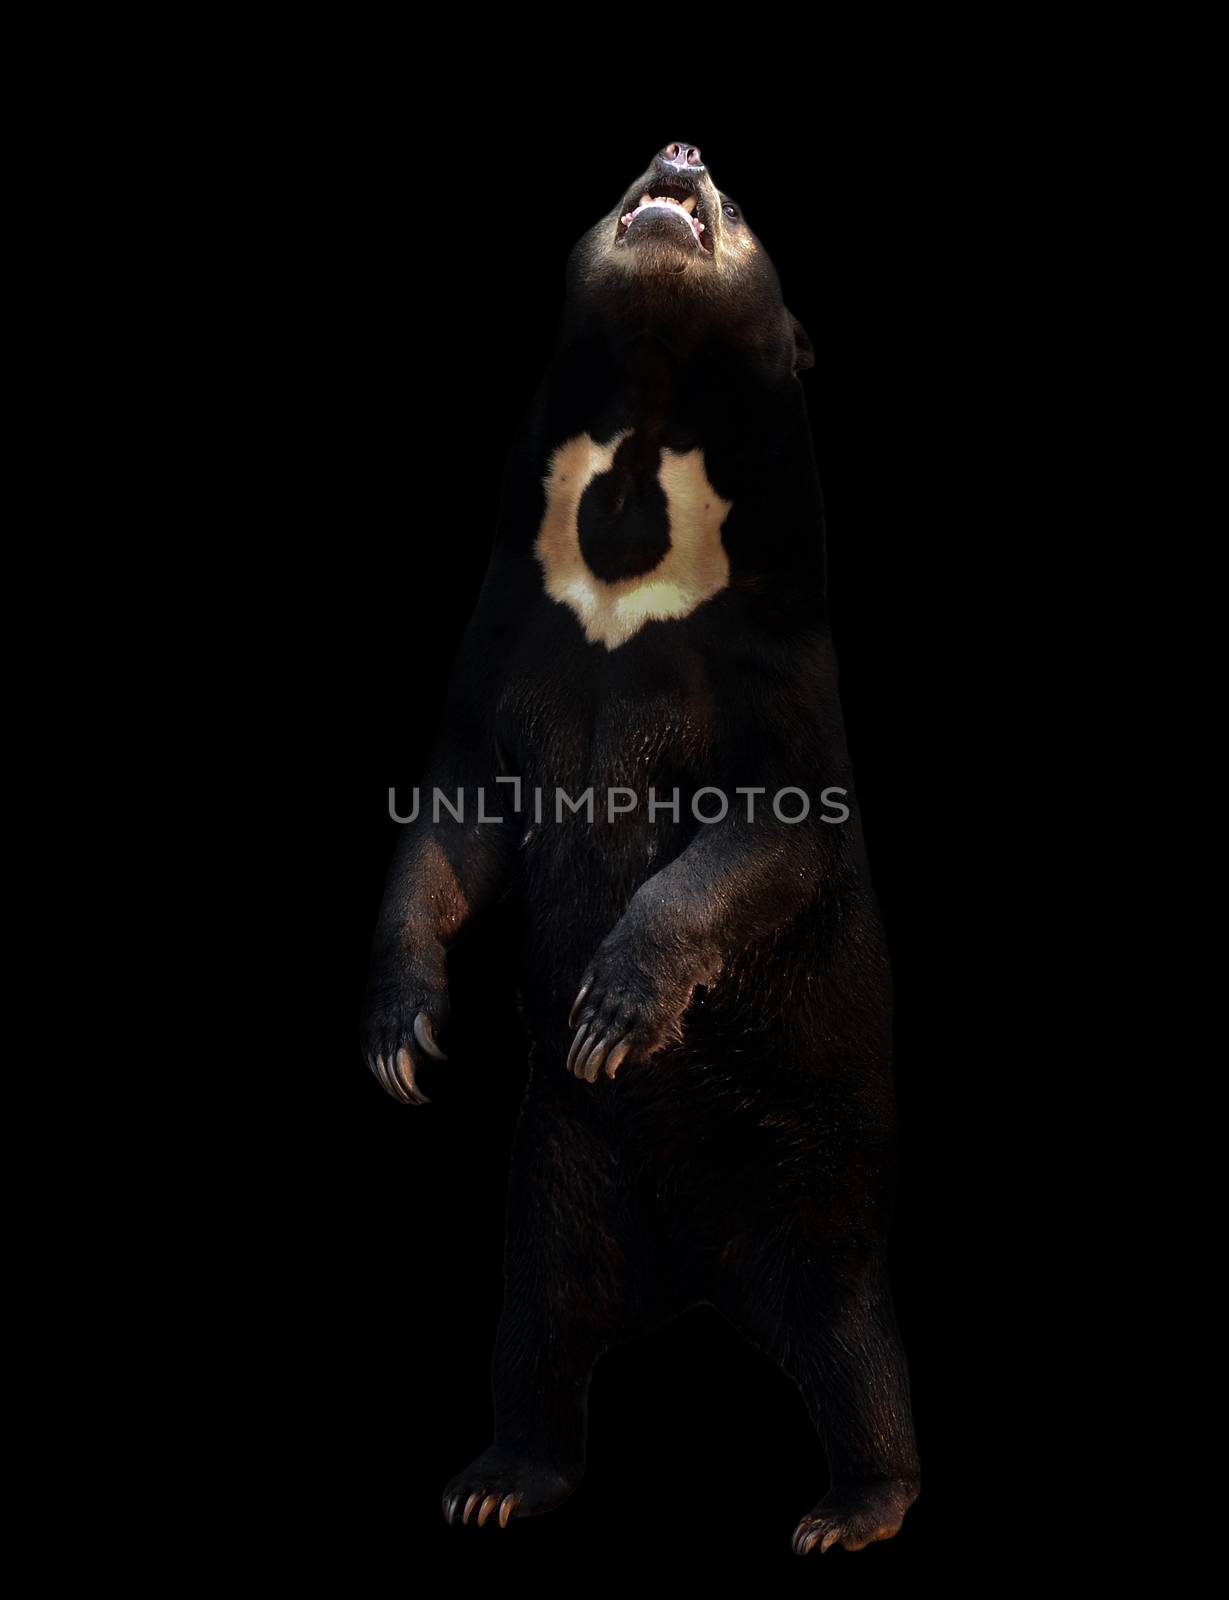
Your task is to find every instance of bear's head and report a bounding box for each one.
[567,142,813,375]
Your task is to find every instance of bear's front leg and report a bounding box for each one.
[567,807,825,1081]
[362,800,512,1104]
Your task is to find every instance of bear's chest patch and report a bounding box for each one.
[534,430,732,651]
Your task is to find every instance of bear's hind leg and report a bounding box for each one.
[443,1089,644,1528]
[724,1243,920,1554]
[787,1252,919,1554]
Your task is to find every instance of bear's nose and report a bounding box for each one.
[660,142,704,169]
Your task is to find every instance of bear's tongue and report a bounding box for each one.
[619,194,706,247]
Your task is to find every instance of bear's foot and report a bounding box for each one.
[791,1476,919,1555]
[442,1445,579,1528]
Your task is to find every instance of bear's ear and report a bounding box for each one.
[788,310,815,372]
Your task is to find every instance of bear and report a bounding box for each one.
[361,140,920,1556]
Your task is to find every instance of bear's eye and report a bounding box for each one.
[723,203,740,220]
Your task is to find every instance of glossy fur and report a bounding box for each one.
[362,144,920,1554]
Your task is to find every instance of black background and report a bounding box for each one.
[251,93,1023,1577]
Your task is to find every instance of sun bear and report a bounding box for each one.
[361,141,920,1556]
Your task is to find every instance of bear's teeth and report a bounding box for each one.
[623,194,704,234]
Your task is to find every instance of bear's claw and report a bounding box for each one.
[566,927,706,1083]
[566,1016,637,1081]
[360,955,451,1105]
[445,1488,520,1528]
[566,973,682,1082]
[367,1040,430,1105]
[413,1011,447,1060]
[444,1446,577,1526]
[791,1478,918,1555]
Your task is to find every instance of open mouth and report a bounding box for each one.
[615,180,712,254]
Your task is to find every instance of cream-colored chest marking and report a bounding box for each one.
[534,429,732,650]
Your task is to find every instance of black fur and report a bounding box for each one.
[362,144,919,1553]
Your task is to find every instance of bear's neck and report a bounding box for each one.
[495,325,828,606]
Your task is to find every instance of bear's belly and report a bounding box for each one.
[501,676,718,1027]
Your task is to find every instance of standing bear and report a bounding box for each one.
[362,141,920,1556]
